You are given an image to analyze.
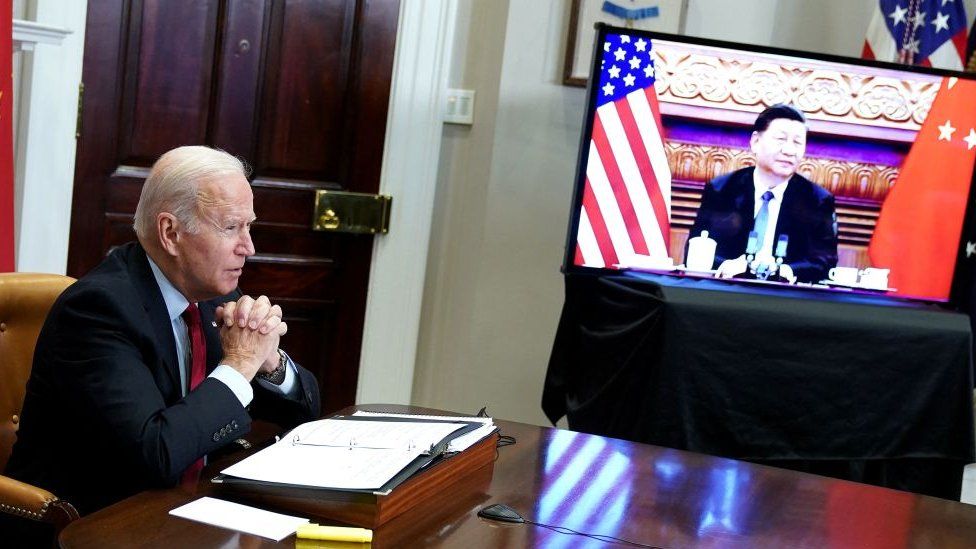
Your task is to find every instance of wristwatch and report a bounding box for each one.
[258,348,288,385]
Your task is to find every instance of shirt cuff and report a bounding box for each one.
[209,364,255,406]
[255,353,299,396]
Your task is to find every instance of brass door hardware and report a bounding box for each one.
[312,190,392,234]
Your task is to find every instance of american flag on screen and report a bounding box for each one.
[574,33,671,268]
[862,0,975,70]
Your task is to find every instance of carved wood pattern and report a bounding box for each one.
[653,46,940,131]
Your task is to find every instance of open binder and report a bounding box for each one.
[212,413,499,527]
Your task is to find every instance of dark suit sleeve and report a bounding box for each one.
[251,357,320,428]
[43,285,251,486]
[786,190,838,283]
[688,175,747,268]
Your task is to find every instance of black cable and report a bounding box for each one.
[523,519,665,549]
[472,405,516,451]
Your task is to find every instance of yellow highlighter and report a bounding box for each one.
[296,523,373,543]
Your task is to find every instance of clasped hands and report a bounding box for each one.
[215,295,287,381]
[715,254,796,283]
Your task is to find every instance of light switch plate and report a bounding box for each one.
[444,88,475,125]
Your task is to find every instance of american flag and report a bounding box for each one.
[574,33,671,268]
[862,0,975,70]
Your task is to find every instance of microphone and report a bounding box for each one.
[767,235,790,282]
[745,231,759,257]
[739,231,760,279]
[774,234,789,259]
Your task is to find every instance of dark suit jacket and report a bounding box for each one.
[4,242,320,515]
[687,167,838,282]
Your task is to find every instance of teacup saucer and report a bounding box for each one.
[675,266,717,277]
[822,279,859,288]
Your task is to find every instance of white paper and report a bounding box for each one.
[447,424,498,452]
[222,441,422,490]
[169,497,308,541]
[352,411,497,452]
[220,418,468,490]
[294,418,464,451]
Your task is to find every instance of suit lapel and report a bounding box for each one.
[127,244,182,394]
[777,175,801,240]
[734,169,756,235]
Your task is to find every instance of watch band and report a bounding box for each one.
[258,348,288,385]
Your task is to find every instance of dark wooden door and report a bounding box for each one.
[68,0,400,415]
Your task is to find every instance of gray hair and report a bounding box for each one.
[133,146,251,240]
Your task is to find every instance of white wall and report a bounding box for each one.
[12,0,86,274]
[767,0,875,57]
[411,0,877,426]
[685,0,875,57]
[412,0,583,423]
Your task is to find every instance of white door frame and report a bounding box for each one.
[355,0,458,405]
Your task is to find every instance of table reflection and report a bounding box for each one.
[696,463,751,537]
[535,430,633,548]
[532,430,779,547]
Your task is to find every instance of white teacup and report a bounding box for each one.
[859,267,890,290]
[828,266,859,285]
[686,231,717,271]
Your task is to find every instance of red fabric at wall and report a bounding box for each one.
[0,1,15,272]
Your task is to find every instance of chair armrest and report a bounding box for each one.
[0,474,79,529]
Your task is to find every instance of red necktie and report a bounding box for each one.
[180,302,206,487]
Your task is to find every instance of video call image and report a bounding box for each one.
[570,31,976,302]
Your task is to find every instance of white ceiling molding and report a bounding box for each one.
[12,19,72,52]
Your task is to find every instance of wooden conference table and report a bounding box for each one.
[60,405,976,548]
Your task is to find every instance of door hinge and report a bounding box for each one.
[75,82,84,139]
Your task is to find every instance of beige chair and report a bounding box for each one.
[0,273,78,538]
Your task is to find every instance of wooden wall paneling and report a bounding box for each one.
[210,0,268,159]
[255,0,352,178]
[342,0,399,192]
[122,0,220,161]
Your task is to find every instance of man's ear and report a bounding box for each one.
[749,131,760,151]
[157,213,180,257]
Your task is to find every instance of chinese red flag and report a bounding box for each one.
[869,77,976,301]
[0,1,14,272]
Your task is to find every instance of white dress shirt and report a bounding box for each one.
[752,178,789,260]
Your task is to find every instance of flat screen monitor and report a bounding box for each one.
[563,24,976,303]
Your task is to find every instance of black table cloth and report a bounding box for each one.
[543,272,975,499]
